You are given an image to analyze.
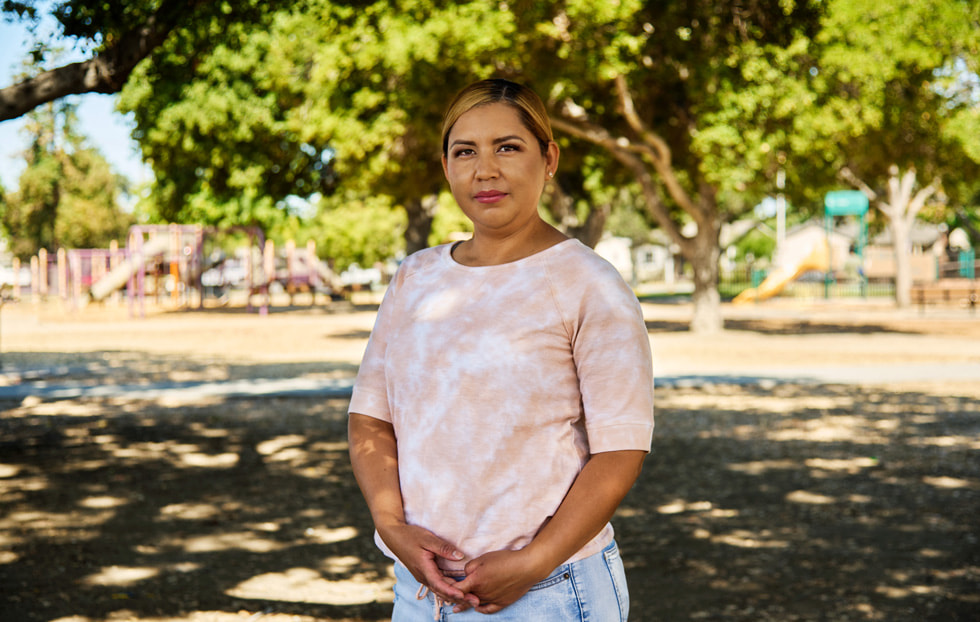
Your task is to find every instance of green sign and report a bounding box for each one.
[824,190,869,216]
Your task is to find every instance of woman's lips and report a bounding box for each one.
[474,190,507,203]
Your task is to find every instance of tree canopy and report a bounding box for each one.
[0,0,282,121]
[2,0,978,327]
[801,0,980,306]
[0,99,132,258]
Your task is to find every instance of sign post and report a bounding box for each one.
[824,191,870,298]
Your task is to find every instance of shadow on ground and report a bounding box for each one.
[1,382,978,621]
[645,318,919,335]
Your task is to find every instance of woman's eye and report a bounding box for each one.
[498,143,520,153]
[453,148,474,158]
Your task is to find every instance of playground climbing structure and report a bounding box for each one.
[17,224,346,316]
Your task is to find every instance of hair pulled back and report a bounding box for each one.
[441,78,553,157]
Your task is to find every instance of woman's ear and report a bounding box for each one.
[546,141,560,176]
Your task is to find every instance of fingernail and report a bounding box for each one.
[452,550,463,560]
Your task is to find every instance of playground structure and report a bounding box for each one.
[732,236,832,304]
[735,190,869,305]
[11,224,347,315]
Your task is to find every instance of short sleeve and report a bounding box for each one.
[555,257,654,454]
[347,271,400,422]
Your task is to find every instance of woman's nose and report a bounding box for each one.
[474,154,499,180]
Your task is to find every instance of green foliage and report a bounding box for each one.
[3,0,278,57]
[1,149,60,258]
[800,0,980,204]
[119,12,334,228]
[605,200,653,247]
[512,0,827,261]
[0,101,131,259]
[93,0,980,280]
[288,0,517,250]
[734,228,777,263]
[53,147,133,249]
[307,193,405,273]
[119,0,516,252]
[428,192,472,247]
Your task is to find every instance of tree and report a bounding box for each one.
[809,0,980,307]
[118,0,517,250]
[117,9,337,229]
[306,193,405,274]
[516,0,823,332]
[286,0,518,254]
[0,99,131,258]
[0,0,282,122]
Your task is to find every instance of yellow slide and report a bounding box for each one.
[733,240,830,304]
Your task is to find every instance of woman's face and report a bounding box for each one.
[442,102,558,238]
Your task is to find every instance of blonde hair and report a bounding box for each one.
[441,79,553,157]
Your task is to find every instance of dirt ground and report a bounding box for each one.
[1,297,978,621]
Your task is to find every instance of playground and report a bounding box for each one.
[9,225,352,319]
[1,300,978,621]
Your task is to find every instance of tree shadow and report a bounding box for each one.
[0,350,359,387]
[154,302,382,316]
[1,382,977,621]
[0,395,391,621]
[619,383,980,621]
[645,318,920,335]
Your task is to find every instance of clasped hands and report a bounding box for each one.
[380,521,549,614]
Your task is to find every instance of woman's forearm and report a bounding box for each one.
[348,413,405,528]
[524,450,646,575]
[348,412,473,606]
[453,449,647,613]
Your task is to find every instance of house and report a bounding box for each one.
[863,221,944,282]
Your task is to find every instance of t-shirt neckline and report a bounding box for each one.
[444,238,579,271]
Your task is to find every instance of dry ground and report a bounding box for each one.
[1,297,978,621]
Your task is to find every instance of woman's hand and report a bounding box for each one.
[376,519,479,607]
[456,450,647,614]
[452,548,549,614]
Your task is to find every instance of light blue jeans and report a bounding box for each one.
[391,540,629,621]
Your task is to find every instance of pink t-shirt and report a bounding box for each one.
[348,239,654,572]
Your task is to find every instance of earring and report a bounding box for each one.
[548,171,554,178]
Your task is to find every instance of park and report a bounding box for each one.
[0,296,978,621]
[1,0,979,620]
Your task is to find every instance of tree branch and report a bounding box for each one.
[613,75,709,223]
[614,74,671,166]
[838,166,878,201]
[550,114,693,255]
[0,0,198,122]
[906,176,941,223]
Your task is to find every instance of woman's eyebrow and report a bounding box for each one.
[493,135,527,145]
[449,135,528,149]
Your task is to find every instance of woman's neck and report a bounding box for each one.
[453,221,569,267]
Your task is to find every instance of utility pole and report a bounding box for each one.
[776,168,786,257]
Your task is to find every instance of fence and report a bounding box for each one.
[719,264,895,301]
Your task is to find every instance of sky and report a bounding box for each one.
[0,19,150,190]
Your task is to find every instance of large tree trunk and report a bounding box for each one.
[542,181,609,248]
[884,167,939,309]
[690,229,723,333]
[403,195,438,256]
[550,74,727,333]
[843,165,940,309]
[573,205,610,249]
[891,216,914,308]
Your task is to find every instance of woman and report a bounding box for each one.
[348,78,654,620]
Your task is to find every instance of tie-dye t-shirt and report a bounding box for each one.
[348,238,654,572]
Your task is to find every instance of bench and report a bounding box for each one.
[911,279,979,312]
